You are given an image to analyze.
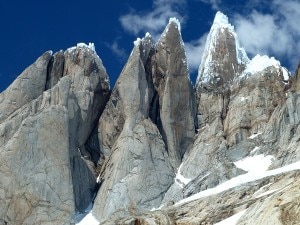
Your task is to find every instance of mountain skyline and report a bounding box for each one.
[1,3,300,223]
[1,0,299,92]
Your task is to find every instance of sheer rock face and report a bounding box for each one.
[151,20,196,167]
[0,52,52,122]
[162,13,251,203]
[163,66,290,208]
[93,35,174,222]
[224,66,287,147]
[93,21,196,221]
[97,35,153,157]
[62,45,110,214]
[0,44,110,224]
[94,119,173,222]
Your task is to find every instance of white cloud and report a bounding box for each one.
[184,34,208,73]
[234,0,300,70]
[107,40,127,60]
[119,0,186,39]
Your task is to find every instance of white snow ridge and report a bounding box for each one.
[176,160,300,206]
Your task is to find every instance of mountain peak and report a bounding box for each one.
[159,17,182,42]
[213,11,230,26]
[168,17,181,31]
[196,11,249,91]
[66,42,96,54]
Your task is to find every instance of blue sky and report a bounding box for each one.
[0,0,299,92]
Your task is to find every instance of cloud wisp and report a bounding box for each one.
[233,0,300,71]
[184,34,208,73]
[120,0,186,40]
[106,40,127,61]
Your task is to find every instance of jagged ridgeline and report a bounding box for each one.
[0,12,300,225]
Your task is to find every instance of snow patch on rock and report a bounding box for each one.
[75,203,99,225]
[213,11,233,29]
[242,54,290,80]
[250,146,260,154]
[244,55,280,74]
[134,38,142,46]
[248,132,262,139]
[169,17,181,31]
[234,154,273,173]
[175,163,192,188]
[67,42,96,53]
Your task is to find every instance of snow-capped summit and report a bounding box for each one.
[66,42,96,53]
[213,11,231,27]
[242,54,290,81]
[159,17,183,42]
[196,11,249,91]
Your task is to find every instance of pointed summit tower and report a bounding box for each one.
[151,18,196,167]
[196,11,249,91]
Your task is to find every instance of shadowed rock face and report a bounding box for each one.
[0,44,110,224]
[151,20,196,167]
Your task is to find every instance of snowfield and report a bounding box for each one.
[176,160,300,205]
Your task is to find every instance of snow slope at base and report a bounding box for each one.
[176,161,300,205]
[76,211,99,225]
[214,210,246,225]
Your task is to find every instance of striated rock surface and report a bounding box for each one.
[94,119,173,222]
[93,34,174,222]
[0,43,110,224]
[94,19,196,222]
[97,34,153,158]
